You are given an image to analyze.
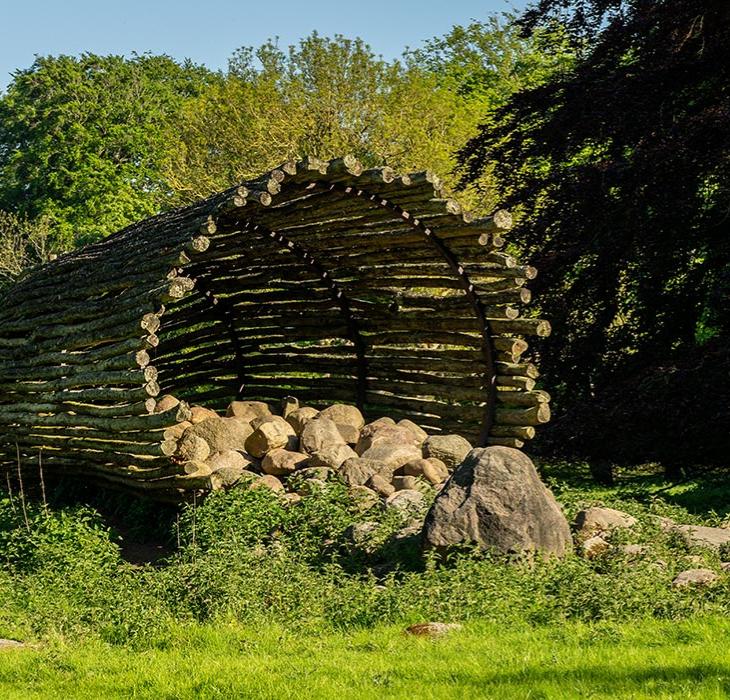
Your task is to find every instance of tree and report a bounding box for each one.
[164,26,557,208]
[0,54,213,247]
[458,1,730,468]
[0,210,56,287]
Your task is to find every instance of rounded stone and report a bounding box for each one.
[422,446,572,558]
[246,420,298,458]
[397,419,428,445]
[189,405,220,424]
[261,448,309,476]
[188,417,253,454]
[300,417,345,454]
[286,407,320,435]
[349,485,380,511]
[367,473,395,498]
[385,489,427,514]
[573,507,638,536]
[249,474,285,493]
[226,400,273,423]
[359,442,422,470]
[319,404,365,430]
[308,444,358,470]
[672,568,719,588]
[423,434,472,469]
[355,425,420,455]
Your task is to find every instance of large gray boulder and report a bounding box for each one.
[422,446,572,558]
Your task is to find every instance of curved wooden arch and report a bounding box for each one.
[0,156,551,497]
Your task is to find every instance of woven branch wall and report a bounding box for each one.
[0,156,551,497]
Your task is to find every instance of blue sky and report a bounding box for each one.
[0,0,528,92]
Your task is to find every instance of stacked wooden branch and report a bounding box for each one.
[0,156,550,498]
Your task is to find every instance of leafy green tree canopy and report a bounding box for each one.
[0,53,214,247]
[165,26,556,208]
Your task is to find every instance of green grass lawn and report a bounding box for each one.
[1,463,729,699]
[1,617,729,699]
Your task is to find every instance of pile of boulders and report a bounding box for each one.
[157,394,730,587]
[158,395,471,510]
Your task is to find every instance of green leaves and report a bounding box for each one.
[0,54,213,247]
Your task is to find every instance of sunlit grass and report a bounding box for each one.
[0,617,728,699]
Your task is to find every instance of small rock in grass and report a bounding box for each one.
[246,420,297,458]
[297,478,328,497]
[0,639,25,649]
[347,521,380,549]
[672,568,719,588]
[581,535,610,559]
[319,404,365,431]
[249,474,285,493]
[232,470,260,485]
[189,405,220,424]
[385,489,427,515]
[720,562,730,572]
[422,434,472,469]
[397,419,428,445]
[298,466,334,481]
[620,544,647,557]
[367,473,395,498]
[672,524,730,552]
[573,507,638,536]
[308,444,358,470]
[285,407,320,436]
[283,492,302,506]
[300,417,345,454]
[261,448,309,476]
[349,485,380,511]
[405,622,462,637]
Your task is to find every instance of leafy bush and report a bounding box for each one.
[1,469,729,649]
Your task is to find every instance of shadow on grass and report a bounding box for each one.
[427,662,730,696]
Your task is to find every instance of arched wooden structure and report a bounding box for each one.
[0,157,550,496]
